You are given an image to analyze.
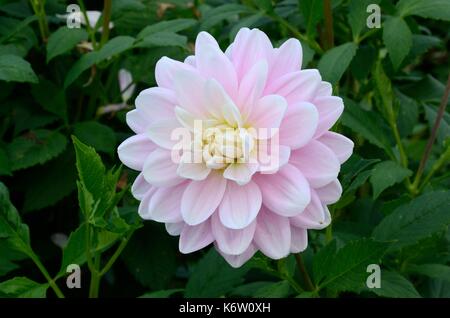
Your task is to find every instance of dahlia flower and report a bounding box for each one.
[118,28,353,267]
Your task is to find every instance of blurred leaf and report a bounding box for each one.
[137,19,197,39]
[7,130,67,171]
[341,99,393,156]
[253,280,291,298]
[0,182,31,256]
[230,282,273,297]
[46,27,88,63]
[396,91,419,137]
[0,54,37,83]
[407,264,450,283]
[254,0,273,12]
[229,13,264,41]
[383,16,412,69]
[318,42,357,84]
[23,150,76,212]
[122,223,176,290]
[318,238,388,292]
[370,161,412,199]
[64,36,135,88]
[299,0,323,37]
[139,289,183,298]
[0,277,47,298]
[185,248,250,297]
[397,0,450,21]
[31,79,67,123]
[74,121,116,154]
[0,15,36,44]
[134,32,187,49]
[424,104,450,146]
[347,0,381,40]
[0,147,11,176]
[313,240,337,285]
[373,190,450,251]
[370,271,421,298]
[200,4,251,30]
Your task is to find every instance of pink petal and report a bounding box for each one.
[313,96,344,138]
[147,118,182,150]
[255,164,311,217]
[126,109,149,134]
[231,28,272,80]
[131,173,153,200]
[317,131,354,163]
[117,134,156,170]
[216,243,257,268]
[173,68,208,118]
[195,31,220,50]
[315,179,342,205]
[179,220,214,254]
[316,81,332,97]
[278,101,318,149]
[212,213,256,255]
[204,79,242,127]
[254,208,291,259]
[258,143,291,174]
[268,38,302,80]
[135,87,176,121]
[218,180,262,229]
[290,190,331,230]
[177,154,211,181]
[223,163,258,186]
[265,69,321,104]
[155,56,195,89]
[195,33,238,99]
[290,226,308,253]
[143,148,184,187]
[148,182,186,223]
[181,171,227,225]
[138,187,157,219]
[237,60,268,119]
[166,222,184,236]
[290,140,340,188]
[247,94,287,135]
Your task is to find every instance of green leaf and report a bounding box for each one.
[341,99,393,156]
[0,54,37,83]
[383,17,412,69]
[299,0,323,37]
[424,104,450,146]
[407,264,450,283]
[370,271,421,298]
[0,182,31,256]
[64,36,135,88]
[31,79,67,122]
[139,288,183,298]
[313,240,338,285]
[136,19,197,39]
[318,238,388,292]
[373,190,450,251]
[397,0,450,21]
[370,161,412,199]
[348,0,381,40]
[230,282,273,297]
[122,223,177,290]
[23,150,76,212]
[229,13,264,42]
[134,32,187,49]
[200,4,250,31]
[7,130,67,171]
[0,240,27,277]
[74,121,116,154]
[185,248,250,297]
[0,147,11,176]
[0,277,48,298]
[318,42,357,84]
[252,280,291,298]
[46,27,88,62]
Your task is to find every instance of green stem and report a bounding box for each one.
[77,0,97,49]
[294,254,315,292]
[322,0,334,50]
[99,232,133,276]
[29,251,65,298]
[418,143,450,191]
[30,0,49,42]
[89,255,101,298]
[411,74,450,193]
[85,223,96,272]
[100,0,112,47]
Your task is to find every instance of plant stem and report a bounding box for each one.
[29,251,65,298]
[419,141,450,191]
[100,0,112,46]
[30,0,49,42]
[77,0,97,49]
[99,231,134,276]
[322,0,334,50]
[411,74,450,193]
[89,255,101,298]
[295,254,315,292]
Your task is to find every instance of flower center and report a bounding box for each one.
[201,125,255,169]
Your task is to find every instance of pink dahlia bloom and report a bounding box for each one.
[118,28,353,267]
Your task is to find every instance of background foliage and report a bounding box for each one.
[0,0,449,298]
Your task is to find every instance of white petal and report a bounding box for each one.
[290,226,308,253]
[317,132,354,163]
[117,134,156,171]
[143,149,184,187]
[166,222,184,236]
[148,183,186,223]
[212,213,256,255]
[217,243,257,268]
[315,179,342,205]
[131,173,153,200]
[179,220,214,254]
[223,163,258,185]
